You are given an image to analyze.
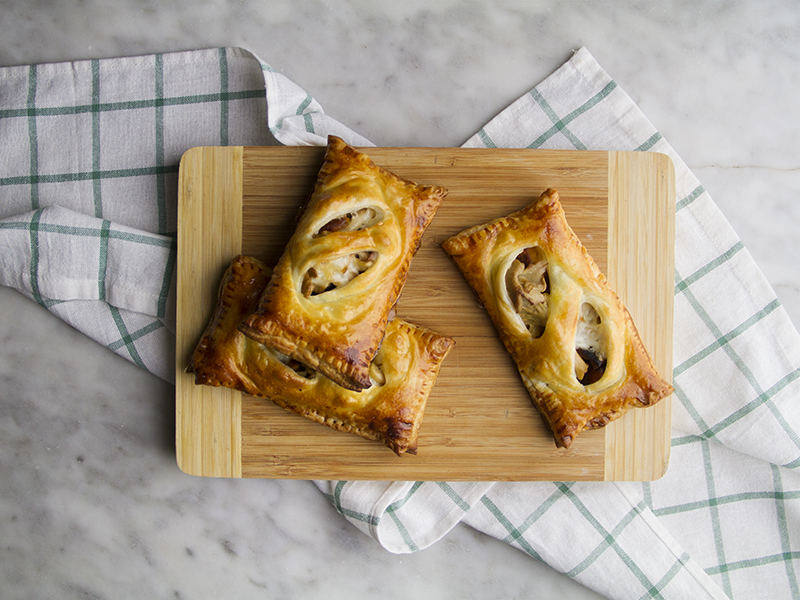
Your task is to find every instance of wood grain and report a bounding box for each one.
[604,151,675,480]
[175,146,244,478]
[175,146,675,481]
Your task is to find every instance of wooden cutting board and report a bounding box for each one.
[175,146,675,481]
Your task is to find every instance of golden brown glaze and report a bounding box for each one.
[238,135,448,391]
[442,188,672,449]
[188,255,455,456]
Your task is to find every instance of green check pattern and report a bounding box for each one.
[317,49,800,600]
[1,46,798,599]
[0,48,271,379]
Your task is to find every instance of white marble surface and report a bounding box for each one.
[1,1,798,598]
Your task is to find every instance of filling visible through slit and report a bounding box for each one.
[301,251,378,297]
[303,207,382,297]
[506,246,550,338]
[369,359,386,387]
[272,349,316,380]
[314,207,381,237]
[574,301,607,385]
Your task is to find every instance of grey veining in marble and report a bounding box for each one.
[1,1,798,598]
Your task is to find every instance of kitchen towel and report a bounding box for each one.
[1,46,798,599]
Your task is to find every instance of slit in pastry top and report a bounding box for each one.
[302,207,386,296]
[505,246,550,338]
[503,246,608,386]
[574,300,608,386]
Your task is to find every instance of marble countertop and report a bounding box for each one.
[1,1,797,598]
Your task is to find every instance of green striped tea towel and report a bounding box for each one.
[1,46,798,599]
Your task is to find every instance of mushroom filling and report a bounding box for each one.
[574,302,607,385]
[314,207,381,237]
[301,251,378,297]
[506,246,550,338]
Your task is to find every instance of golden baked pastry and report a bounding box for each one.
[442,188,672,449]
[188,255,455,456]
[238,135,448,392]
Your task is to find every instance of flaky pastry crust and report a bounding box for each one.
[188,255,454,456]
[238,135,448,391]
[442,188,672,449]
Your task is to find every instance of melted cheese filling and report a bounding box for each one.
[302,208,382,297]
[301,251,378,297]
[574,301,607,385]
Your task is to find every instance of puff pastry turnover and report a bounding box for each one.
[238,135,448,391]
[188,255,455,456]
[442,188,672,449]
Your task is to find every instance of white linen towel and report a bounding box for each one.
[1,46,798,599]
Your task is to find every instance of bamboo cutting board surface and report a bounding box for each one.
[175,146,675,481]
